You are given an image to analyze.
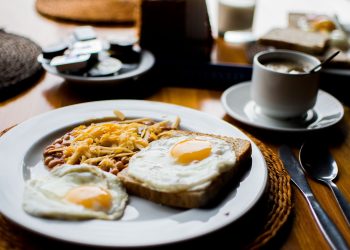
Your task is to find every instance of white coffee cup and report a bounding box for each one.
[251,50,321,119]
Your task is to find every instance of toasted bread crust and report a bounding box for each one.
[118,131,252,208]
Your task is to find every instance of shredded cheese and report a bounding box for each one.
[58,114,179,174]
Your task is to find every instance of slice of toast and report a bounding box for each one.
[259,27,329,54]
[118,130,252,208]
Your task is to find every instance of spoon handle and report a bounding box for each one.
[328,181,350,226]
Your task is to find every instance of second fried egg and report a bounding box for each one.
[23,164,128,220]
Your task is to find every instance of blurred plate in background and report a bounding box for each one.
[41,50,155,85]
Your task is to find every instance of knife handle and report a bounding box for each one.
[306,195,349,250]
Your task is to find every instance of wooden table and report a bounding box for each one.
[1,0,350,249]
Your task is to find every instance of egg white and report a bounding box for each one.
[23,164,128,220]
[127,135,236,192]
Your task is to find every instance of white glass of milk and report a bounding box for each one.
[218,0,256,43]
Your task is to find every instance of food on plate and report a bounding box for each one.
[118,130,251,208]
[43,114,180,174]
[288,13,349,51]
[23,164,128,220]
[255,13,349,69]
[259,28,329,54]
[288,13,336,33]
[40,110,251,210]
[311,18,336,33]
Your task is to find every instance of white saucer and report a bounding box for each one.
[221,82,344,132]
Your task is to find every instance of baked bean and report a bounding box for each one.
[44,156,54,165]
[63,133,72,140]
[55,152,63,157]
[110,168,119,175]
[48,158,64,168]
[115,161,124,171]
[54,138,63,144]
[121,157,129,164]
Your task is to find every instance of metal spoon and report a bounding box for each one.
[299,141,350,226]
[309,50,340,73]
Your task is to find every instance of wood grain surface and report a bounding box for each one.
[1,0,350,249]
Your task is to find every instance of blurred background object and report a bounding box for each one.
[218,0,256,43]
[36,0,140,24]
[0,30,42,101]
[38,26,155,85]
[140,0,213,61]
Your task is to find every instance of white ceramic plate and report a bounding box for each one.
[41,50,155,85]
[0,100,267,247]
[221,82,344,132]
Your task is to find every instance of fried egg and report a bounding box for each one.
[127,134,236,192]
[23,164,128,220]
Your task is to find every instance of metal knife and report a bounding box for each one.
[279,145,349,250]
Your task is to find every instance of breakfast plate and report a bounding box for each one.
[221,82,344,132]
[41,50,155,85]
[0,100,267,247]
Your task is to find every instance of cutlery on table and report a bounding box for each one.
[299,141,350,226]
[279,145,349,250]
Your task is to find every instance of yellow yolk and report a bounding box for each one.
[170,139,212,164]
[64,186,112,212]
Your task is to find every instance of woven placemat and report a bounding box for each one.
[0,127,292,249]
[248,136,292,248]
[0,30,42,99]
[36,0,139,24]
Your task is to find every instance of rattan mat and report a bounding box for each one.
[36,0,139,23]
[0,127,292,249]
[0,30,42,96]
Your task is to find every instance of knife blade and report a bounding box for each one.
[279,145,349,250]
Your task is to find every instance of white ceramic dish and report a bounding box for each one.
[41,50,155,85]
[0,100,268,247]
[221,82,344,132]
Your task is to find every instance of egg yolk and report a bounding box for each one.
[64,186,112,212]
[170,139,212,164]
